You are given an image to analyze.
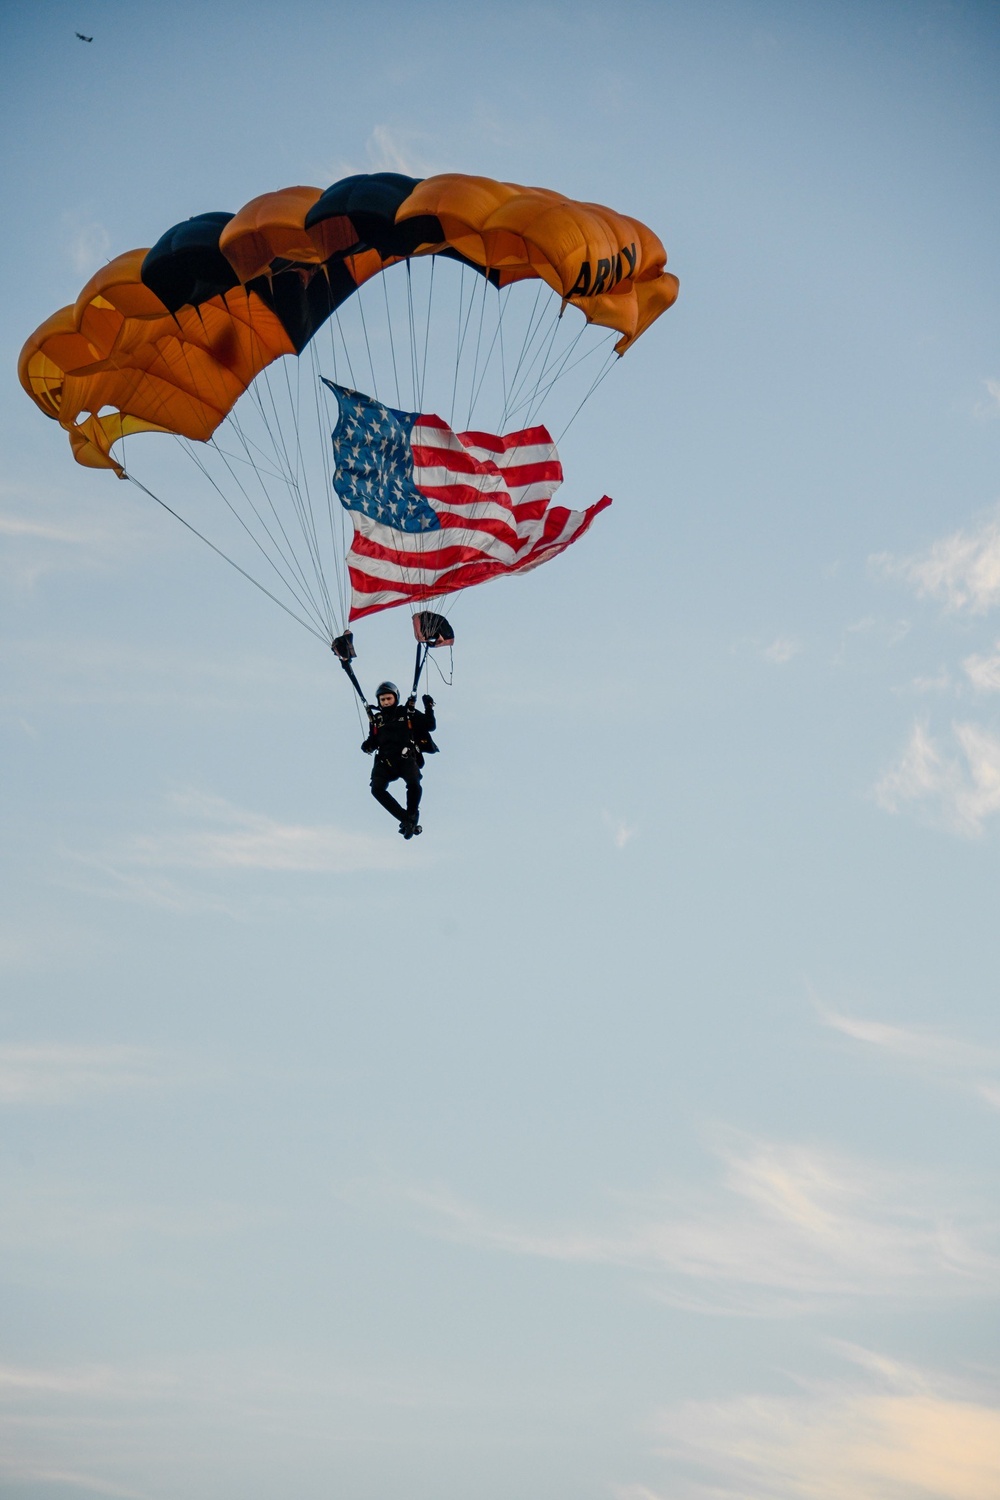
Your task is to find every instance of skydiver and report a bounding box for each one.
[362,682,438,838]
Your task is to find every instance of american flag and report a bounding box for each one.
[323,381,611,621]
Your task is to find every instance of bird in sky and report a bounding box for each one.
[75,32,93,43]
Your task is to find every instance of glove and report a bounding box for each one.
[422,694,435,710]
[361,738,375,754]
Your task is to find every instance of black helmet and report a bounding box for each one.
[375,681,399,703]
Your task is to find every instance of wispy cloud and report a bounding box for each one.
[65,790,411,910]
[0,1177,263,1259]
[874,508,1000,614]
[1,1466,153,1500]
[0,1351,463,1497]
[817,1004,1000,1110]
[0,481,159,591]
[366,123,432,174]
[0,1045,184,1106]
[762,636,802,664]
[323,125,438,181]
[649,1348,1000,1500]
[0,635,328,713]
[364,1133,1000,1314]
[0,515,99,544]
[62,211,112,277]
[974,377,1000,420]
[830,615,910,669]
[892,669,952,695]
[603,811,637,849]
[964,644,1000,693]
[125,790,408,873]
[0,916,120,976]
[735,634,806,667]
[0,1363,173,1399]
[874,720,1000,835]
[0,932,37,970]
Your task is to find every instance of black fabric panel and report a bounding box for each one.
[307,175,501,278]
[359,211,444,259]
[136,177,499,359]
[247,259,359,354]
[305,172,421,232]
[437,246,501,288]
[304,172,434,260]
[141,212,238,312]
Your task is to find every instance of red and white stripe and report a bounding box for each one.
[346,413,611,620]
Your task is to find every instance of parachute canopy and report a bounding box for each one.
[19,172,678,474]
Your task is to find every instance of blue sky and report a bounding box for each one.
[3,2,1000,1496]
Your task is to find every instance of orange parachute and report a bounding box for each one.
[19,170,678,650]
[20,172,678,474]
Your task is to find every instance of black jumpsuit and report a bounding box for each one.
[362,700,437,825]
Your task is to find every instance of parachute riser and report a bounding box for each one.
[408,610,455,701]
[339,656,371,714]
[410,640,430,701]
[332,631,373,718]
